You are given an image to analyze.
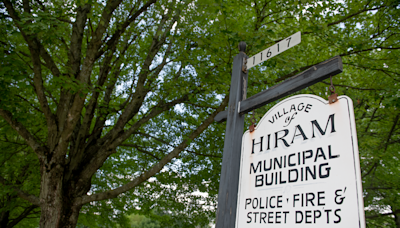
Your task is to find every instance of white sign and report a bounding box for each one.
[235,94,365,227]
[247,32,301,70]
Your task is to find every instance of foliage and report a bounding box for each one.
[0,0,399,227]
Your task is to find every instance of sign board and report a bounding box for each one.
[235,94,365,227]
[247,32,301,70]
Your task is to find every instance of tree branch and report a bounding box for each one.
[6,205,38,228]
[344,63,400,78]
[0,176,40,206]
[340,47,400,57]
[66,4,91,79]
[0,109,46,155]
[327,4,388,27]
[320,81,381,91]
[186,149,222,158]
[95,0,157,60]
[15,95,43,113]
[120,144,161,160]
[273,45,399,84]
[133,132,171,146]
[99,13,175,141]
[75,94,229,205]
[363,96,384,134]
[59,0,126,154]
[383,113,400,153]
[69,94,190,197]
[3,0,59,151]
[3,0,61,79]
[362,161,378,179]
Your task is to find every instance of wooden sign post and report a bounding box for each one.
[215,39,343,228]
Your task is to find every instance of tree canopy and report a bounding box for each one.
[0,0,399,227]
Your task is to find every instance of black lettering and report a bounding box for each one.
[305,210,312,223]
[252,136,264,154]
[283,211,289,223]
[325,209,332,223]
[291,124,308,144]
[290,104,296,112]
[298,152,301,165]
[317,191,325,206]
[268,212,274,223]
[305,104,312,112]
[306,192,315,206]
[283,108,288,114]
[252,198,258,209]
[289,169,298,183]
[245,198,251,209]
[253,212,259,223]
[247,212,252,223]
[276,211,281,223]
[266,173,273,186]
[293,194,299,207]
[319,163,331,178]
[314,147,327,162]
[255,175,263,187]
[260,212,267,223]
[296,211,303,223]
[250,162,262,174]
[311,114,336,137]
[277,195,283,208]
[268,116,275,124]
[298,103,305,111]
[301,167,304,181]
[284,155,286,168]
[302,150,313,164]
[270,196,276,208]
[275,129,290,148]
[314,210,321,223]
[306,166,316,180]
[288,153,296,166]
[274,157,282,169]
[334,209,341,223]
[264,159,272,171]
[328,145,339,159]
[335,189,345,205]
[266,134,271,150]
[279,171,286,184]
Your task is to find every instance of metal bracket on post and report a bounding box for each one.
[242,58,247,73]
[328,75,338,104]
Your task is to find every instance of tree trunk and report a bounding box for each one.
[0,210,10,228]
[38,156,82,228]
[395,213,400,228]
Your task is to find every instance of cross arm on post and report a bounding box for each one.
[214,55,343,122]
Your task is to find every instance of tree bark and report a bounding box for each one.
[0,210,10,228]
[395,213,400,228]
[38,154,82,228]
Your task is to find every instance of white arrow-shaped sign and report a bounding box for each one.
[247,32,301,70]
